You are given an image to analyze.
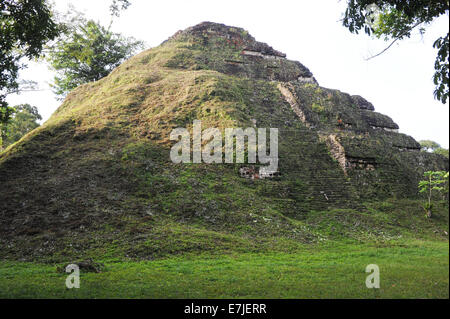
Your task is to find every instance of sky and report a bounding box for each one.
[7,0,450,148]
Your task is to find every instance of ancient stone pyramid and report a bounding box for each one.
[0,22,447,259]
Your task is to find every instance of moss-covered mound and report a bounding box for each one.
[0,22,447,261]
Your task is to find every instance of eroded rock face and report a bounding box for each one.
[0,22,448,261]
[351,95,375,111]
[2,21,446,206]
[161,22,447,199]
[274,78,445,199]
[174,22,287,57]
[165,21,316,83]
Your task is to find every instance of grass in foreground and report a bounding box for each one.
[0,241,447,299]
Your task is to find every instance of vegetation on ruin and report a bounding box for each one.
[0,22,448,298]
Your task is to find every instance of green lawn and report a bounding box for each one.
[1,240,448,299]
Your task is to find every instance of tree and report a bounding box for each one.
[419,140,449,158]
[0,104,42,150]
[0,0,58,128]
[0,105,15,150]
[418,170,448,218]
[434,147,449,159]
[342,0,449,104]
[419,140,441,152]
[109,0,131,18]
[46,16,144,97]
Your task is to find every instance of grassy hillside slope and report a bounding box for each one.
[0,22,447,298]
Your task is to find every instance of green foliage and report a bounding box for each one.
[1,104,42,149]
[419,140,449,158]
[342,0,449,104]
[311,103,325,113]
[419,140,441,152]
[0,0,58,125]
[46,17,144,97]
[0,105,15,149]
[433,34,449,103]
[109,0,131,18]
[418,170,449,217]
[434,147,449,159]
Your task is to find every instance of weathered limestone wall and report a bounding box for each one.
[276,81,448,199]
[165,21,448,200]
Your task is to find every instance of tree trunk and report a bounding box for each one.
[427,175,432,218]
[0,124,3,152]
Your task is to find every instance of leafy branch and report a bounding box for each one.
[418,171,449,218]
